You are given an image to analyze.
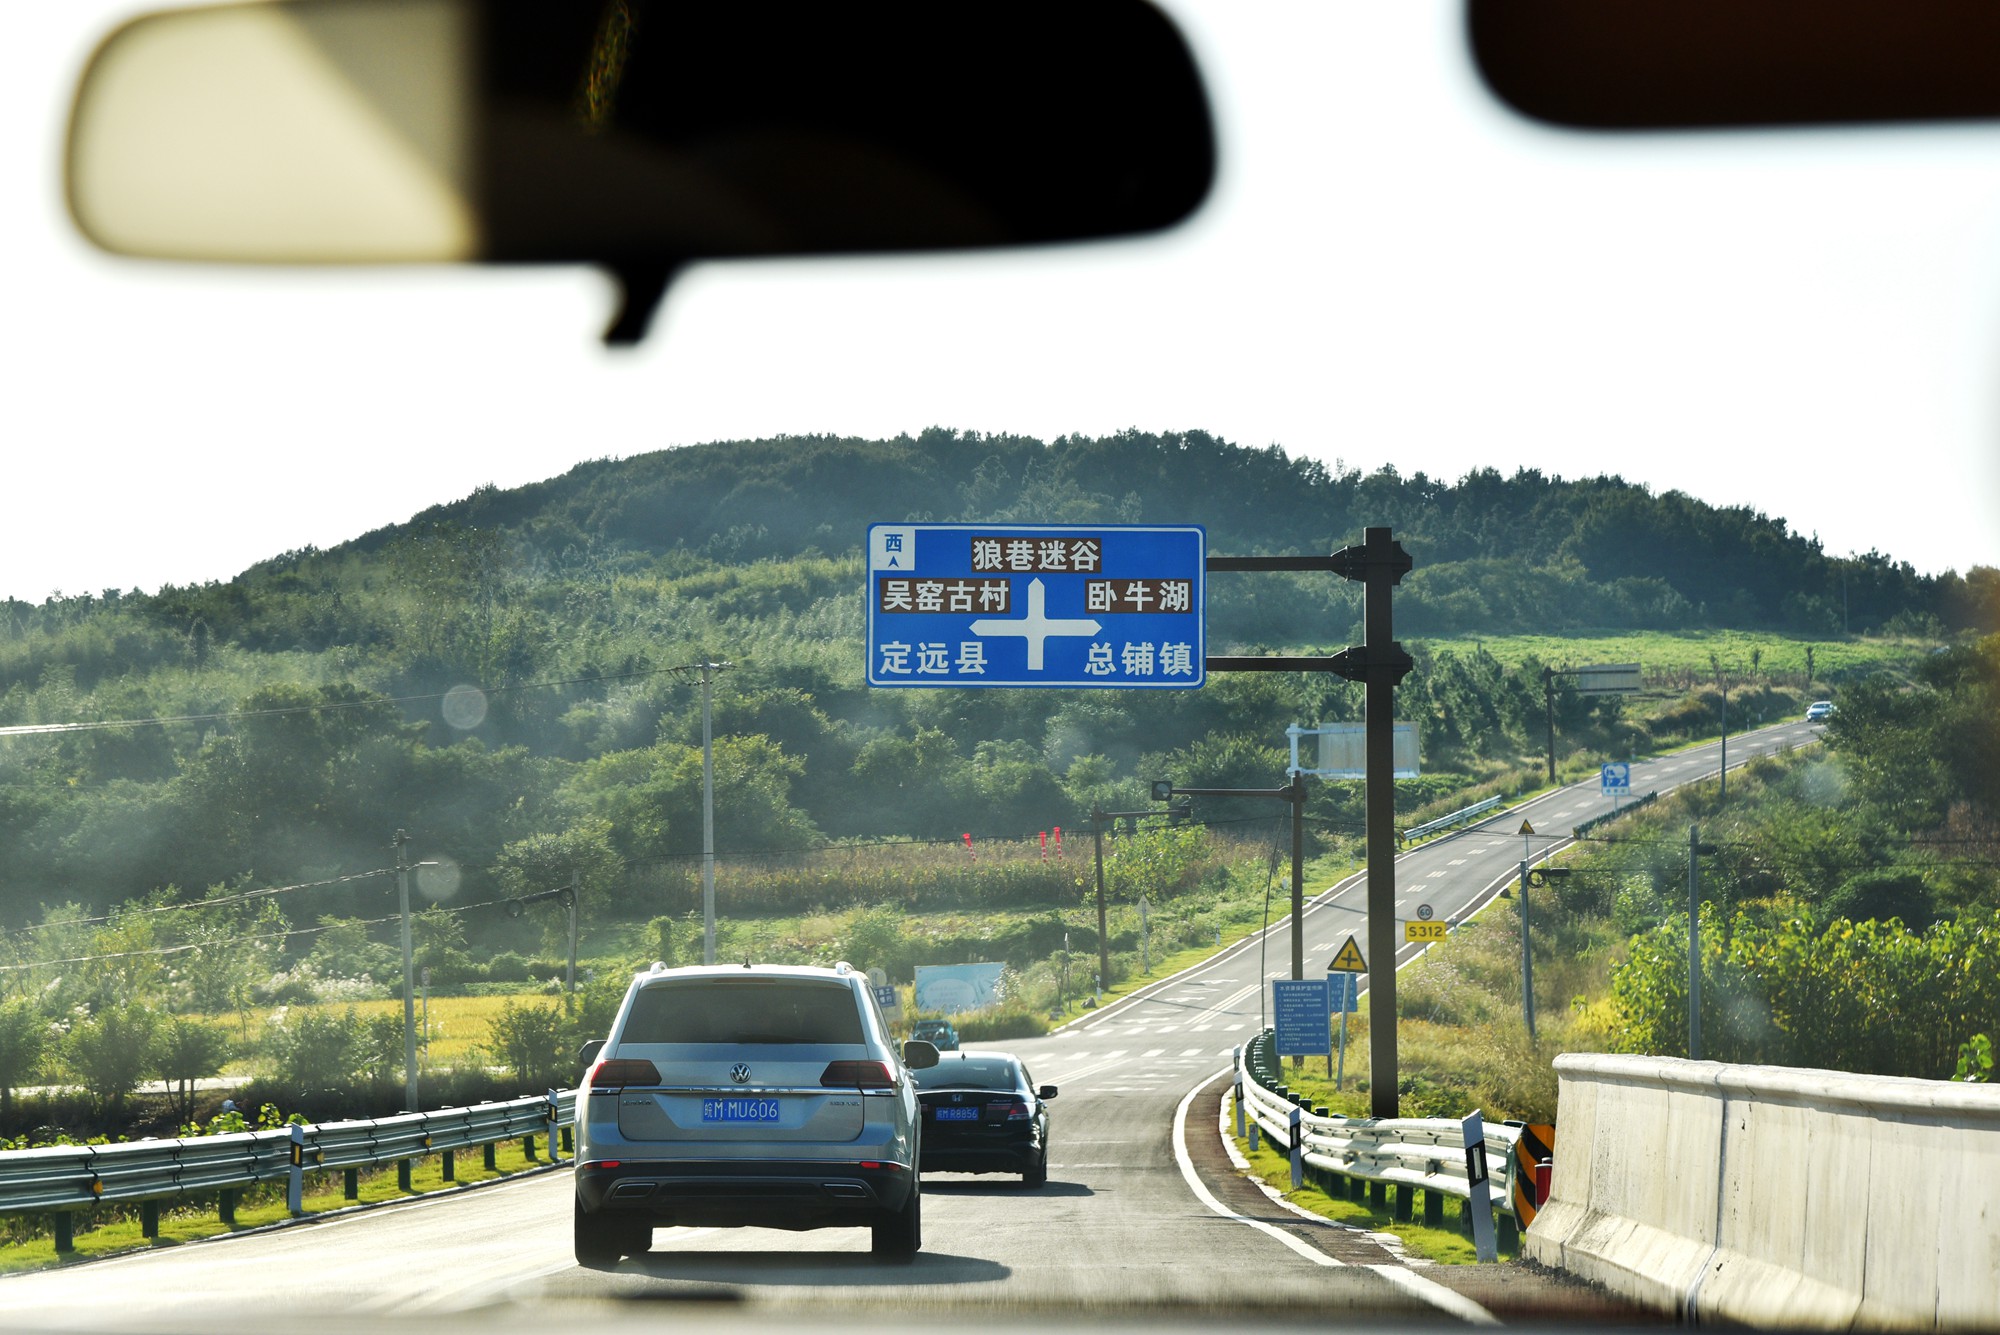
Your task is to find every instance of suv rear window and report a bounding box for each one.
[620,979,866,1045]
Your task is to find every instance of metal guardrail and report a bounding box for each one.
[1399,794,1504,845]
[1572,790,1656,838]
[0,1090,577,1251]
[1232,1032,1522,1244]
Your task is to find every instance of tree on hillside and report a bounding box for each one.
[0,1000,51,1118]
[1826,635,2000,829]
[494,821,625,935]
[561,735,820,862]
[411,905,474,987]
[154,1016,230,1123]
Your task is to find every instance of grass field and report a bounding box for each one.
[340,993,549,1067]
[1418,630,1925,685]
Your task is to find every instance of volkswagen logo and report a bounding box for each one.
[730,1064,752,1084]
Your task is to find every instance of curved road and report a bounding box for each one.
[0,723,1816,1329]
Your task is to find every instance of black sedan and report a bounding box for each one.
[912,1051,1056,1186]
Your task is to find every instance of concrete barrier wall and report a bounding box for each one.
[1525,1053,2000,1329]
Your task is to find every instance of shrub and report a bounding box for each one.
[951,1007,1051,1042]
[268,1005,369,1093]
[485,1000,569,1090]
[486,951,532,984]
[63,1005,160,1112]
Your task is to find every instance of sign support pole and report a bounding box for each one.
[1519,859,1536,1041]
[1357,528,1410,1119]
[1203,527,1413,1118]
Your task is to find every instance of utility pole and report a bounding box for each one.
[1542,667,1558,784]
[394,829,417,1112]
[565,878,579,1016]
[1686,825,1718,1059]
[1718,669,1729,805]
[701,660,717,965]
[1688,824,1702,1060]
[508,881,582,1015]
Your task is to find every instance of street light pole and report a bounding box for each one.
[1092,808,1110,999]
[1718,674,1729,805]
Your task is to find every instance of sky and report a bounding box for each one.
[5,2,1999,606]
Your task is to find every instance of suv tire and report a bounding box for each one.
[870,1180,922,1260]
[575,1196,649,1268]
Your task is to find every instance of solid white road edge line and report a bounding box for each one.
[1171,1069,1502,1326]
[1214,1087,1423,1266]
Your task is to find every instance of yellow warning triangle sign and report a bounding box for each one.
[1518,820,1536,835]
[1330,935,1367,972]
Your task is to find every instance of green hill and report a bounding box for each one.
[0,429,1991,926]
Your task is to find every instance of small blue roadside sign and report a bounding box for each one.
[1327,971,1358,1014]
[1601,762,1631,796]
[1272,978,1332,1056]
[866,523,1205,688]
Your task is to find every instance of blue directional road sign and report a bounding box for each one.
[866,523,1205,688]
[1601,762,1632,796]
[1272,978,1332,1056]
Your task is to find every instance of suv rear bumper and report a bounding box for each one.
[575,1158,915,1229]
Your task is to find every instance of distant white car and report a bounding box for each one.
[1805,701,1835,722]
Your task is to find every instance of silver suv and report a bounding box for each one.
[573,962,938,1266]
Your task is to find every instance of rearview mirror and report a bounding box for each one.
[67,0,1214,340]
[1469,0,2000,130]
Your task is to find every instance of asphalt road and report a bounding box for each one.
[0,723,1817,1330]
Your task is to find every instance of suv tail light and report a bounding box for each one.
[820,1060,895,1089]
[589,1057,661,1089]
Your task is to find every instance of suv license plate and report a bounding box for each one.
[934,1106,979,1122]
[701,1097,782,1124]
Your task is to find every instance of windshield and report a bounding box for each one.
[1,2,1996,1331]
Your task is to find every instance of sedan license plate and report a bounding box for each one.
[934,1105,980,1122]
[701,1097,782,1124]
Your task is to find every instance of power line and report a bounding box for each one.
[0,864,432,940]
[0,659,727,738]
[0,913,400,976]
[0,893,523,977]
